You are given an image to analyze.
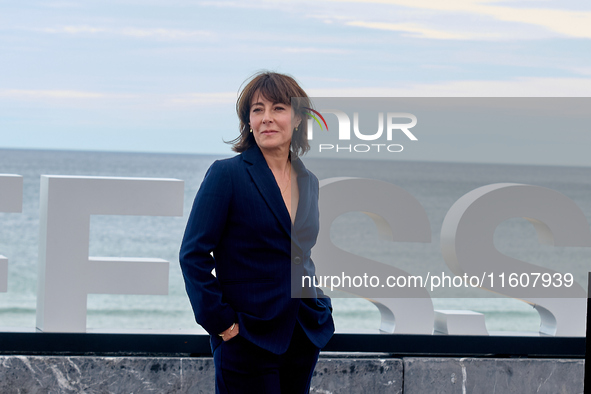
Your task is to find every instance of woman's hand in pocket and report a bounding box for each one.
[220,323,239,341]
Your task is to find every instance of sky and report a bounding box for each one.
[1,0,590,165]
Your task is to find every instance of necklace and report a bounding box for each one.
[280,164,291,195]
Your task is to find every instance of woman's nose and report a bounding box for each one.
[262,111,272,124]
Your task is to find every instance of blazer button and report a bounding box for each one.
[293,256,302,265]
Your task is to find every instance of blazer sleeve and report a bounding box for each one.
[179,160,236,336]
[310,172,333,312]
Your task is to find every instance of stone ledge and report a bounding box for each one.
[0,355,583,393]
[403,357,584,394]
[0,355,403,394]
[312,358,403,393]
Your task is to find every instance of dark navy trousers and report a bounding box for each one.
[213,323,320,394]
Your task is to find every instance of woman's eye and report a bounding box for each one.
[275,106,285,111]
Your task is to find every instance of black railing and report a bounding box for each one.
[0,331,584,358]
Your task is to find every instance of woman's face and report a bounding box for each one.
[249,93,300,153]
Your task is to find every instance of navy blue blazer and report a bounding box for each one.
[180,144,334,354]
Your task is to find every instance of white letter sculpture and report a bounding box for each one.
[441,183,591,336]
[0,174,23,293]
[37,176,184,332]
[315,177,433,334]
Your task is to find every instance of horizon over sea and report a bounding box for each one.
[1,148,591,335]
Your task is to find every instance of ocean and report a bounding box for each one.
[1,148,590,335]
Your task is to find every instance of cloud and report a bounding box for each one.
[38,1,591,43]
[167,92,237,105]
[327,0,591,39]
[40,26,213,40]
[4,78,590,112]
[42,26,106,34]
[119,28,212,40]
[42,2,84,8]
[477,3,591,39]
[307,77,591,97]
[280,47,350,54]
[347,21,470,40]
[0,89,236,108]
[569,67,591,77]
[0,89,108,99]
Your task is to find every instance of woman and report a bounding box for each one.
[180,71,334,393]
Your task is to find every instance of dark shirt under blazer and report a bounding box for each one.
[180,144,334,354]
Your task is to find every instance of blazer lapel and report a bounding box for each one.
[243,145,292,238]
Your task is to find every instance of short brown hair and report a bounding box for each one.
[230,71,311,157]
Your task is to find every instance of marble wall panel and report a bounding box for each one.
[403,357,584,394]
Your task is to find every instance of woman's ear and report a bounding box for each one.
[294,115,302,129]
